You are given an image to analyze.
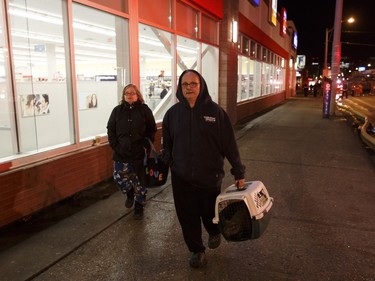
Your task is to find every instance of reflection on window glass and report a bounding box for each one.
[8,0,72,155]
[177,36,199,75]
[72,4,130,142]
[242,37,249,55]
[250,41,256,58]
[238,56,249,101]
[139,23,173,122]
[254,61,261,97]
[257,44,262,61]
[176,1,198,38]
[139,0,172,28]
[201,14,218,45]
[237,55,263,102]
[202,43,219,103]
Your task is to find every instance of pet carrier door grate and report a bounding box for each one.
[213,181,273,241]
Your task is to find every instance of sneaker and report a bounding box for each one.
[133,202,143,220]
[189,252,207,268]
[125,190,134,208]
[208,234,221,249]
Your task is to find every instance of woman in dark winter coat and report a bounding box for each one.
[107,84,157,219]
[162,70,246,268]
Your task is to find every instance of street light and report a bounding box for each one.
[323,17,354,77]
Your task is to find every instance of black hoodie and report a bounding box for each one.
[107,100,157,164]
[162,70,245,188]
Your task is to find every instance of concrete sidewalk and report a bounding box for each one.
[0,96,374,281]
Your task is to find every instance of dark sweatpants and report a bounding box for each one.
[171,172,221,253]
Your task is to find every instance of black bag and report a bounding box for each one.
[141,138,169,188]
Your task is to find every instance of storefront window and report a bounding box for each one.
[256,44,262,61]
[237,33,286,102]
[201,14,218,45]
[202,43,219,103]
[253,60,261,97]
[238,56,249,101]
[237,36,260,101]
[237,56,255,102]
[8,0,72,156]
[0,0,223,164]
[176,1,198,38]
[139,0,172,29]
[250,40,256,59]
[262,47,267,62]
[241,37,249,55]
[176,35,199,74]
[72,4,130,142]
[139,23,173,122]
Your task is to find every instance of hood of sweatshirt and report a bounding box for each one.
[175,69,212,107]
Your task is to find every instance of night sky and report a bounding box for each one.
[277,0,375,64]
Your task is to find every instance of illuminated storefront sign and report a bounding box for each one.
[292,31,298,50]
[249,0,260,6]
[280,7,287,37]
[269,0,277,26]
[296,55,306,69]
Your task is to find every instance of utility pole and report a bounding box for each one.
[329,0,343,116]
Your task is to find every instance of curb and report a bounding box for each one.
[337,102,375,150]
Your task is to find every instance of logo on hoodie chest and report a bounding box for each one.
[203,116,216,123]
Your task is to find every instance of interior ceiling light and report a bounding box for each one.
[9,4,115,36]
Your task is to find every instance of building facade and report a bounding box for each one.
[0,0,297,228]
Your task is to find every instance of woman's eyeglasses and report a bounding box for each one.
[181,82,199,88]
[124,92,136,96]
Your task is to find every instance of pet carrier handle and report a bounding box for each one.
[143,137,158,166]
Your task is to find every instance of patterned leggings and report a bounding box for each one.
[113,161,147,205]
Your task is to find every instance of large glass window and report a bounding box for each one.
[237,34,286,102]
[176,35,199,74]
[237,56,255,102]
[256,44,262,61]
[262,62,271,96]
[241,37,249,55]
[201,14,218,45]
[0,0,221,165]
[139,23,173,122]
[72,4,130,142]
[253,60,261,97]
[139,0,172,29]
[238,56,249,101]
[250,40,256,59]
[8,0,72,156]
[176,1,198,38]
[202,43,219,103]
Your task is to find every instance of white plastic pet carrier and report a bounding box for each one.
[213,181,273,241]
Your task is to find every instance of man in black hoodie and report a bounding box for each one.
[162,70,246,268]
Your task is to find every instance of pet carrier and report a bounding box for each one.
[213,181,273,241]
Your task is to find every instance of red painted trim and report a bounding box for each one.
[238,13,289,58]
[189,0,223,19]
[0,162,11,173]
